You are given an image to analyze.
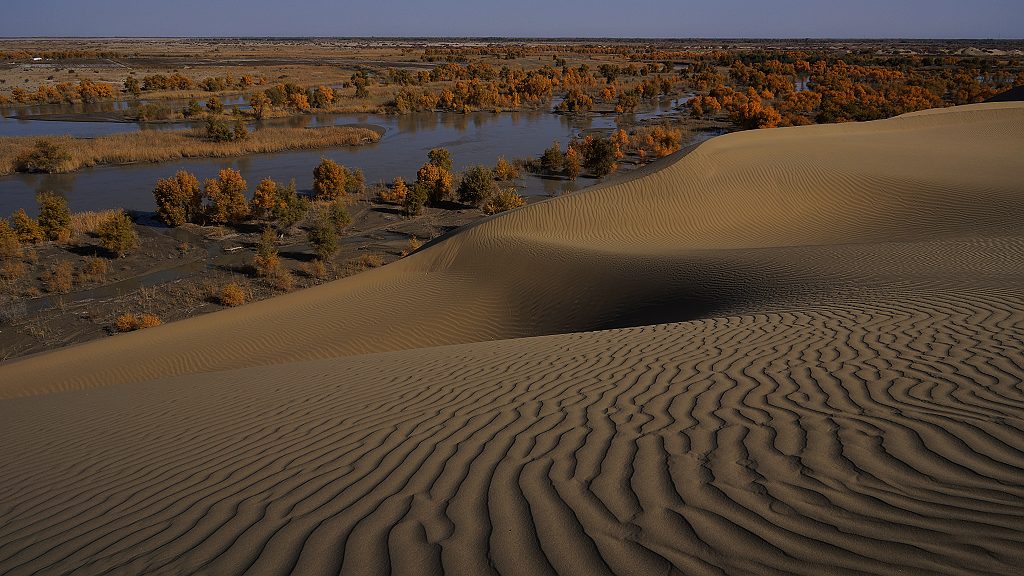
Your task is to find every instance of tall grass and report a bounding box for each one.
[0,126,381,176]
[70,209,122,239]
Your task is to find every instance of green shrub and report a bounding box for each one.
[253,227,281,278]
[327,198,352,230]
[582,137,618,177]
[36,191,72,241]
[540,140,564,173]
[344,168,365,196]
[403,182,428,216]
[482,188,526,215]
[182,99,202,118]
[97,211,138,257]
[307,212,338,261]
[14,139,72,173]
[457,165,496,206]
[205,116,247,142]
[271,180,310,229]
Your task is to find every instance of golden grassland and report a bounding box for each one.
[0,125,381,176]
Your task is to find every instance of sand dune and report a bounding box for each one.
[1,102,1022,575]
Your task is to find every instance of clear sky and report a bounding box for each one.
[1,0,1021,39]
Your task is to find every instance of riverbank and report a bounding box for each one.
[0,124,382,176]
[0,187,494,360]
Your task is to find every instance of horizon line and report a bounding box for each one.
[0,36,1022,42]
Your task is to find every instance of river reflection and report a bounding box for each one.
[1,99,705,216]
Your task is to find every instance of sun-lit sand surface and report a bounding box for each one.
[1,102,1022,575]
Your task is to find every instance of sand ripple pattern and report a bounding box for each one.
[1,103,1023,575]
[1,289,1022,575]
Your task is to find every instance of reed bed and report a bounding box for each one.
[70,209,122,239]
[0,125,381,176]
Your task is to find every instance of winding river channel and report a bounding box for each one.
[1,97,713,216]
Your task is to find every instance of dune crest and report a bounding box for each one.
[1,103,1022,575]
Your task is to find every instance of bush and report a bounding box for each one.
[36,191,72,242]
[482,188,526,215]
[557,88,594,113]
[97,211,138,257]
[327,198,352,230]
[114,313,162,332]
[304,259,330,280]
[356,253,384,269]
[427,147,453,171]
[416,162,454,205]
[404,236,423,256]
[81,255,108,281]
[345,168,365,196]
[378,177,408,203]
[494,156,520,181]
[457,165,496,206]
[219,283,247,307]
[232,119,248,141]
[270,180,309,229]
[580,137,618,177]
[307,212,338,261]
[404,182,428,216]
[153,170,203,226]
[271,269,294,291]
[182,99,202,118]
[132,103,176,122]
[1,260,27,291]
[10,209,44,243]
[14,139,72,173]
[205,116,247,142]
[253,227,280,278]
[124,76,141,96]
[563,147,582,180]
[204,168,250,225]
[249,92,271,119]
[250,178,280,220]
[206,95,223,114]
[313,158,348,201]
[0,220,21,259]
[42,261,74,293]
[540,140,564,173]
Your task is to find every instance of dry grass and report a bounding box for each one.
[400,236,423,258]
[79,256,109,283]
[42,261,74,294]
[70,209,122,239]
[0,126,380,176]
[302,260,330,280]
[356,253,385,270]
[0,260,27,294]
[219,282,247,307]
[114,313,162,332]
[271,269,295,292]
[482,189,526,215]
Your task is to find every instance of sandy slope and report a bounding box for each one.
[1,102,1022,575]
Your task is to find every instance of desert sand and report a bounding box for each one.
[1,102,1022,575]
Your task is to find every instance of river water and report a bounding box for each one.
[1,97,702,216]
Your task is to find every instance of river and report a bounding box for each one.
[1,97,705,216]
